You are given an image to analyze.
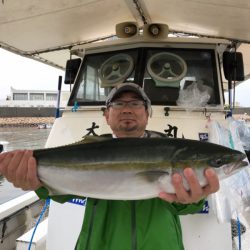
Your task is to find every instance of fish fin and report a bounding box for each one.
[82,135,112,144]
[136,170,170,182]
[66,135,112,146]
[48,189,83,203]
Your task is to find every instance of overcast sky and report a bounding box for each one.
[0,48,68,100]
[0,48,250,107]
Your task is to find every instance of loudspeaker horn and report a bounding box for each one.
[116,22,138,38]
[223,51,244,81]
[143,23,169,39]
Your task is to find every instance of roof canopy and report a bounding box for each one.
[1,0,250,75]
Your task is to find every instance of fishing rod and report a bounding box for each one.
[55,76,62,118]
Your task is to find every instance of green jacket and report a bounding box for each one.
[75,198,204,250]
[36,188,204,250]
[36,132,205,250]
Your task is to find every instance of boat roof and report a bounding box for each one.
[0,0,250,77]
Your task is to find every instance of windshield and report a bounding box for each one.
[68,47,221,107]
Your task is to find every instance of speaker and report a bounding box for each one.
[64,58,82,84]
[223,51,244,81]
[99,53,134,87]
[116,22,138,38]
[147,52,187,87]
[143,23,169,39]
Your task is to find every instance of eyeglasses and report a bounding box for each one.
[108,100,146,109]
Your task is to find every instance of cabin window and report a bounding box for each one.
[143,48,219,106]
[70,49,138,105]
[69,46,220,107]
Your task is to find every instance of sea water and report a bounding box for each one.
[0,127,51,204]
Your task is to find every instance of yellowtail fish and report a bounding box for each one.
[34,137,248,200]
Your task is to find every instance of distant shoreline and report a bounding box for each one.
[0,117,55,128]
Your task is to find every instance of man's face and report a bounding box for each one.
[105,92,149,137]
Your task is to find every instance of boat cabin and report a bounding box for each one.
[44,26,246,250]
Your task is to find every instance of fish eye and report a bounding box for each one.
[215,159,223,165]
[210,158,224,167]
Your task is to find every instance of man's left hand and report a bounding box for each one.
[158,167,219,204]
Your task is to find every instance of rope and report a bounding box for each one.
[28,198,50,250]
[237,214,241,250]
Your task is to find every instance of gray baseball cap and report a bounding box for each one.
[106,82,152,116]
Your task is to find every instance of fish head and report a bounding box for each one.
[222,160,248,176]
[208,149,248,175]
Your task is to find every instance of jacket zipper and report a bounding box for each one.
[85,199,98,250]
[131,201,137,250]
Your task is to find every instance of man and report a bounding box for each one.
[0,82,219,250]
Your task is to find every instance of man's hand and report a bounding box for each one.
[0,150,42,190]
[159,167,219,204]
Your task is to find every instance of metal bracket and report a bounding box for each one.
[164,107,170,116]
[71,101,79,112]
[101,107,106,116]
[203,108,211,119]
[1,220,7,243]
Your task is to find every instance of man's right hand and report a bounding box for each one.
[0,150,42,190]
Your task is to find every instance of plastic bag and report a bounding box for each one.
[207,119,250,223]
[227,117,250,212]
[231,118,250,151]
[176,81,212,111]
